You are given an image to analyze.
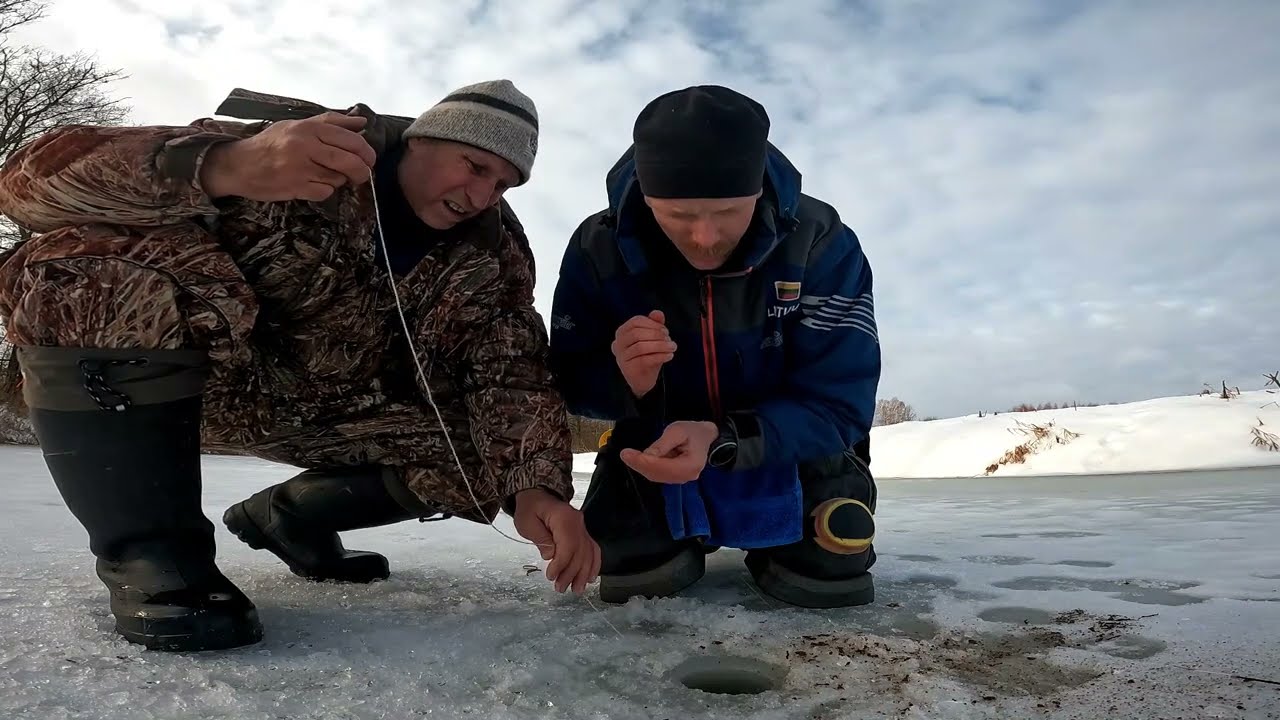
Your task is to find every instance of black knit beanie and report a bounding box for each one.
[632,85,770,199]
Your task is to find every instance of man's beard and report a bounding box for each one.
[676,239,736,268]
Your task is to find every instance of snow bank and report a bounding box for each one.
[572,452,597,475]
[873,390,1280,478]
[574,390,1280,479]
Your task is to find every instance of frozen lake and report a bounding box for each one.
[0,446,1276,719]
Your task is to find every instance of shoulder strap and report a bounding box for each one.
[214,88,337,122]
[213,88,415,156]
[214,88,416,125]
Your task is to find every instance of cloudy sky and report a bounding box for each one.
[11,0,1279,418]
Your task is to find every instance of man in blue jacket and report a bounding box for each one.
[549,85,881,608]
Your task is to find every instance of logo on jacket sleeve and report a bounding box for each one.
[774,281,801,302]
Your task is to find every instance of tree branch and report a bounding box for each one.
[0,0,47,36]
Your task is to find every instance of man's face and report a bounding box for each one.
[644,192,761,271]
[397,138,521,229]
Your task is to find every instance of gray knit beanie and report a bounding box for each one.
[402,79,539,185]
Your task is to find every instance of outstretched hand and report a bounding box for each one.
[512,488,601,594]
[620,420,719,484]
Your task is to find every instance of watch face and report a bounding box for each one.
[709,440,737,468]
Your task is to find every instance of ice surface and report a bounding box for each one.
[1,445,1278,718]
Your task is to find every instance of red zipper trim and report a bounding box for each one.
[700,277,723,419]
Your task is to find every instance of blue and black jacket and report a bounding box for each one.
[549,143,881,471]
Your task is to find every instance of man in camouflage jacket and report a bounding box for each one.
[0,80,599,652]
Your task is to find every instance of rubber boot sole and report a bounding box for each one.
[599,546,706,604]
[748,556,875,609]
[113,603,263,652]
[222,502,390,583]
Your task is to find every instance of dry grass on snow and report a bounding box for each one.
[984,419,1083,475]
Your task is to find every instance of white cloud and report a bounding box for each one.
[10,0,1279,417]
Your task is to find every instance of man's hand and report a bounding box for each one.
[512,488,601,595]
[200,111,378,202]
[611,310,677,398]
[620,420,719,484]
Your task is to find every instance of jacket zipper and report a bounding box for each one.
[699,276,723,419]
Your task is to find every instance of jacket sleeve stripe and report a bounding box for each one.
[799,293,874,313]
[800,293,871,306]
[811,306,874,322]
[800,316,879,340]
[798,292,876,338]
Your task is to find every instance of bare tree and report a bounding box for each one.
[0,0,42,35]
[1,0,129,248]
[873,397,917,427]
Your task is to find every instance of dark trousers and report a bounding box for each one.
[581,418,877,582]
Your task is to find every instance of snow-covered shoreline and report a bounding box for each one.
[574,390,1280,479]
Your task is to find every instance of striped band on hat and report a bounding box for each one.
[403,79,539,184]
[438,91,538,130]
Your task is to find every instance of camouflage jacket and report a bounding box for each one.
[0,89,574,519]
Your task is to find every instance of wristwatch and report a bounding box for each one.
[707,419,738,469]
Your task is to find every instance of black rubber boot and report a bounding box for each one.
[22,347,262,652]
[581,417,706,603]
[223,466,433,583]
[746,554,874,608]
[745,499,876,609]
[597,544,706,604]
[745,449,878,609]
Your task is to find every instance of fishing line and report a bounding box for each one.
[367,168,622,639]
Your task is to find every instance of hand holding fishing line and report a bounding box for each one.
[512,488,601,594]
[201,112,376,201]
[612,310,676,398]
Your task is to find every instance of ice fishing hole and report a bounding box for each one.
[670,655,787,695]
